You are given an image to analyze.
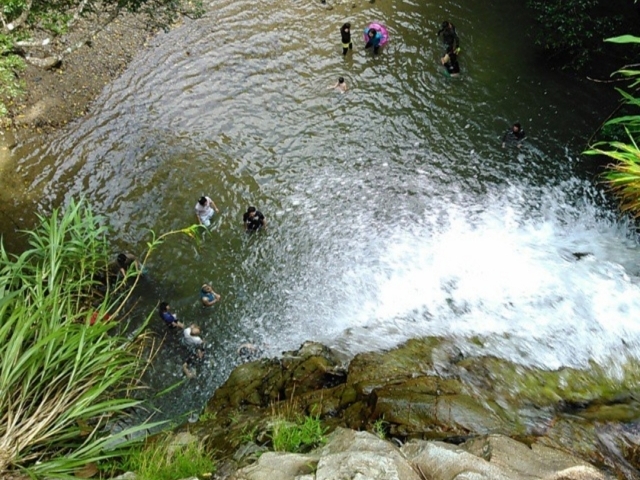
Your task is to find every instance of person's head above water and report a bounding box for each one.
[117,253,127,266]
[513,123,522,132]
[368,28,377,38]
[342,22,350,30]
[247,206,257,216]
[198,196,207,206]
[338,77,344,84]
[159,302,169,313]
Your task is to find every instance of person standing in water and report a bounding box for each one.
[364,27,383,54]
[194,195,219,227]
[243,206,267,232]
[502,122,526,148]
[328,77,348,93]
[340,23,352,56]
[437,21,460,54]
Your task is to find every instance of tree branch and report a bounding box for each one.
[67,0,90,30]
[2,0,33,33]
[19,6,122,70]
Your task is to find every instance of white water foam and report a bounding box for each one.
[275,179,640,370]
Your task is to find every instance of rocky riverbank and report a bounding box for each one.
[3,11,160,132]
[164,338,640,479]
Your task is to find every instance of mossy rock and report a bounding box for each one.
[347,338,443,391]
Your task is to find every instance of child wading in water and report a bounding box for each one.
[328,77,348,93]
[340,23,352,55]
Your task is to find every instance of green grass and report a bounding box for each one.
[270,415,327,453]
[113,436,215,480]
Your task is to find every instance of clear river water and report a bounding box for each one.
[1,0,639,421]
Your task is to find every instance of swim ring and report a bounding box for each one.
[363,22,389,46]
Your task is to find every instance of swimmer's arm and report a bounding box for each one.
[327,83,338,90]
[211,199,220,213]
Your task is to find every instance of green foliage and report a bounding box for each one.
[0,199,165,478]
[270,415,327,453]
[0,32,25,119]
[372,418,388,439]
[526,0,624,69]
[113,437,215,480]
[585,35,640,216]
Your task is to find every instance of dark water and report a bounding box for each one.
[1,0,639,422]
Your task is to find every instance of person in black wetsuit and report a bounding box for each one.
[340,22,352,56]
[437,21,460,54]
[243,206,267,232]
[502,123,526,148]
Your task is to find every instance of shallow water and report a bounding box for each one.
[2,0,638,419]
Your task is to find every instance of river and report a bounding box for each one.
[1,0,639,421]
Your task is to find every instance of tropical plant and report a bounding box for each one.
[585,35,640,215]
[0,199,200,478]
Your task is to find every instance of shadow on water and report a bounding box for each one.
[0,0,637,421]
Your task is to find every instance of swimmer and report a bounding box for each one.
[501,122,526,148]
[437,21,460,54]
[328,77,348,93]
[200,283,221,307]
[183,324,204,347]
[340,22,353,56]
[195,195,219,228]
[182,346,205,379]
[364,27,383,54]
[158,302,184,329]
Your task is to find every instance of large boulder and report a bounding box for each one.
[402,434,610,480]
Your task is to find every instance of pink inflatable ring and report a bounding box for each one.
[363,23,389,47]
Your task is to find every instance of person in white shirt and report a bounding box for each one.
[194,196,219,227]
[183,324,204,347]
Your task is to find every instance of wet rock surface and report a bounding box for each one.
[182,338,640,479]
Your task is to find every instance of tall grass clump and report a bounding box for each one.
[112,436,215,480]
[585,35,640,215]
[0,199,158,478]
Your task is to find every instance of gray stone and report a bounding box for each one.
[314,428,421,480]
[402,440,512,480]
[401,435,610,480]
[546,466,607,480]
[316,451,421,480]
[230,452,318,480]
